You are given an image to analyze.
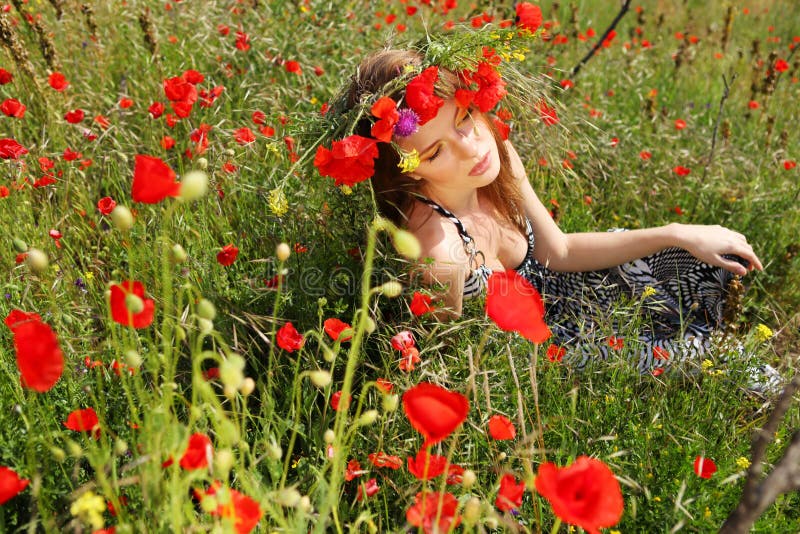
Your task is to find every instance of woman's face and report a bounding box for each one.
[395,99,501,194]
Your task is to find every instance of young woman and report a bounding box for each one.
[324,48,779,389]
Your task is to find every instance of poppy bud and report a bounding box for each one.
[323,429,335,443]
[372,216,395,233]
[218,418,240,445]
[364,317,376,334]
[175,325,186,342]
[110,205,133,232]
[463,496,481,525]
[378,281,403,298]
[123,293,144,314]
[267,440,283,460]
[309,370,331,388]
[382,394,399,412]
[225,148,235,156]
[392,229,421,259]
[484,516,499,529]
[215,448,234,475]
[12,237,27,252]
[276,242,291,261]
[322,346,335,362]
[179,170,208,202]
[170,243,187,263]
[220,355,245,390]
[240,377,255,396]
[462,469,477,489]
[358,409,378,426]
[67,440,83,458]
[200,494,218,513]
[298,495,311,513]
[497,452,507,461]
[277,488,302,508]
[50,446,66,463]
[114,439,128,456]
[25,248,49,273]
[198,318,214,335]
[196,157,208,170]
[196,298,216,320]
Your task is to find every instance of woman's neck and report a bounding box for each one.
[420,185,483,218]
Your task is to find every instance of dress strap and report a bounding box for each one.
[413,194,486,271]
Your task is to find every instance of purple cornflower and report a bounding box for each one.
[393,108,419,138]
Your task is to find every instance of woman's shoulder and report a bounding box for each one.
[405,202,468,265]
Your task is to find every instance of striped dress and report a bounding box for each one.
[415,196,781,387]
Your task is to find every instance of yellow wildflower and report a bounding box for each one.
[70,491,106,530]
[268,188,289,217]
[83,271,94,281]
[398,149,420,174]
[642,286,657,298]
[704,507,712,518]
[754,324,774,342]
[340,185,353,196]
[736,456,751,470]
[701,359,713,371]
[653,496,661,502]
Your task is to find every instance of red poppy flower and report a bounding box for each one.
[406,491,461,534]
[345,459,365,481]
[536,100,559,126]
[0,68,12,84]
[546,344,566,362]
[97,196,116,215]
[784,160,797,170]
[674,119,687,130]
[5,309,42,331]
[407,449,448,480]
[774,59,789,73]
[608,336,624,350]
[370,96,399,143]
[488,414,516,440]
[12,318,63,392]
[516,2,542,32]
[446,463,465,485]
[653,346,670,360]
[216,244,239,266]
[534,456,624,534]
[48,72,69,91]
[465,61,507,112]
[639,150,652,160]
[368,452,403,469]
[391,330,415,351]
[1,98,25,118]
[251,110,266,125]
[356,478,379,501]
[313,135,379,186]
[405,66,444,125]
[330,390,351,411]
[323,318,352,342]
[118,98,134,109]
[163,75,198,103]
[109,281,155,329]
[131,154,181,203]
[149,101,165,118]
[398,346,421,372]
[673,165,691,176]
[276,322,305,352]
[180,433,213,470]
[64,408,100,437]
[485,269,551,343]
[284,60,302,74]
[234,127,256,145]
[0,138,28,159]
[0,466,29,505]
[403,382,469,447]
[198,482,262,534]
[376,378,393,393]
[409,291,435,316]
[495,473,525,512]
[693,456,717,479]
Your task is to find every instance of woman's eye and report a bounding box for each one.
[427,146,441,162]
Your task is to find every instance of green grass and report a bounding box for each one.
[0,0,799,532]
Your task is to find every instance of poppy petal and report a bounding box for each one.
[486,269,551,343]
[403,382,469,447]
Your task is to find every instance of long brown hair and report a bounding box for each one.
[344,48,525,233]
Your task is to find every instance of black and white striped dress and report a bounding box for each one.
[415,196,751,373]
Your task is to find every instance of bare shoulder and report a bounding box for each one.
[405,203,468,268]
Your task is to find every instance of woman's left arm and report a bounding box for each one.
[504,141,763,276]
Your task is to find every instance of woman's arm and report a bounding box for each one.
[504,141,763,276]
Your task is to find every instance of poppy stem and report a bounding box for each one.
[550,517,562,534]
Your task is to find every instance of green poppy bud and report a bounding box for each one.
[110,205,133,232]
[392,229,421,259]
[179,170,208,202]
[196,298,216,320]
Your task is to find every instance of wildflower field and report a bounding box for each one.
[1,0,799,532]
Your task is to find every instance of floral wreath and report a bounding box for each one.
[312,14,543,189]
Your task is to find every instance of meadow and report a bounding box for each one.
[0,0,799,532]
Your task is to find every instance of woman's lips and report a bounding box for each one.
[469,152,491,176]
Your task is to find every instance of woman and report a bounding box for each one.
[321,48,779,389]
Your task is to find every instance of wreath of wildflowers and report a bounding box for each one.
[312,10,544,190]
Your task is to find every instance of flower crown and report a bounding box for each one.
[313,29,534,188]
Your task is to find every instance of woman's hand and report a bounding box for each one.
[671,223,763,276]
